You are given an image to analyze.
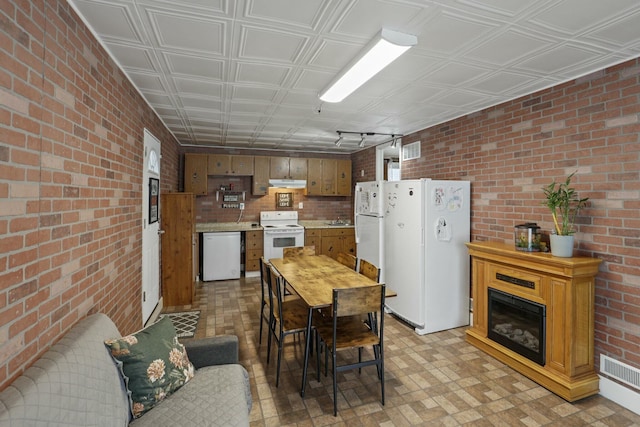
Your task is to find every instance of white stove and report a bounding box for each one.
[260,211,305,260]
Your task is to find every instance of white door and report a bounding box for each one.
[142,130,161,324]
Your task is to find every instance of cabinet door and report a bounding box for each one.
[342,229,356,255]
[289,158,307,179]
[231,155,254,175]
[184,154,208,195]
[306,158,323,195]
[321,159,337,195]
[208,154,231,175]
[305,229,320,252]
[336,159,352,196]
[321,235,341,258]
[270,157,290,179]
[252,156,270,195]
[161,193,194,306]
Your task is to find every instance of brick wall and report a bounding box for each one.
[354,58,640,374]
[0,1,181,390]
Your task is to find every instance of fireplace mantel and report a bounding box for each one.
[465,241,602,401]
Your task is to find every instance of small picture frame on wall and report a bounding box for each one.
[149,178,159,224]
[276,192,293,208]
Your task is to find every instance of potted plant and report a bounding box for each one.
[541,172,589,257]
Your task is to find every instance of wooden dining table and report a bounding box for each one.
[269,254,396,397]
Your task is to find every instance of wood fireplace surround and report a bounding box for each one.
[465,241,602,401]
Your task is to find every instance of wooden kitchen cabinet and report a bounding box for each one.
[465,241,601,401]
[252,156,270,195]
[161,193,195,306]
[319,228,355,259]
[209,154,254,175]
[184,153,208,195]
[305,229,320,252]
[245,230,263,272]
[270,157,307,179]
[336,159,352,196]
[306,158,352,196]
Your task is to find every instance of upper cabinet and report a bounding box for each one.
[336,159,352,196]
[183,153,351,196]
[252,156,270,196]
[270,157,307,179]
[307,158,352,196]
[208,154,254,175]
[184,153,208,195]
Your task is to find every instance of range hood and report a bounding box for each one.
[268,179,307,189]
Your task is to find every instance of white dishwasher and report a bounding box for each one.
[202,232,241,281]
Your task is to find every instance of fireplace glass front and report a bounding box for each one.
[488,288,546,366]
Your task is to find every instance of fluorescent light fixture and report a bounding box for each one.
[319,29,417,103]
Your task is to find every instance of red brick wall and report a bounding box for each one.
[0,1,181,390]
[354,58,640,374]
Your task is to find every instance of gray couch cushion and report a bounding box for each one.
[0,313,131,426]
[129,364,251,427]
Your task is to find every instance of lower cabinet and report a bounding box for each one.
[315,228,355,260]
[305,229,320,253]
[161,193,195,306]
[245,230,263,272]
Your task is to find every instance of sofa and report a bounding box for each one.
[0,313,252,426]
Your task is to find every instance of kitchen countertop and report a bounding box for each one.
[196,222,261,232]
[299,220,354,229]
[195,220,354,232]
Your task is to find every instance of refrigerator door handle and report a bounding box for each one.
[354,215,360,243]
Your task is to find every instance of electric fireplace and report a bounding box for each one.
[488,288,546,366]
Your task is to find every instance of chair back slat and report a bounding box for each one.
[267,266,283,316]
[336,252,357,270]
[333,284,383,318]
[358,259,380,282]
[283,245,316,258]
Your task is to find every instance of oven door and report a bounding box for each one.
[263,230,305,260]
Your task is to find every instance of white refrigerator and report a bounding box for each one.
[383,179,470,335]
[354,181,385,283]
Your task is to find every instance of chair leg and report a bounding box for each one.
[315,333,321,382]
[266,316,274,364]
[259,303,265,345]
[276,332,283,387]
[332,350,338,416]
[380,347,385,406]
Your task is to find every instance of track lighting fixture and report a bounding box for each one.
[333,130,403,149]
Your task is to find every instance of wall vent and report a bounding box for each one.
[402,141,420,161]
[600,354,640,391]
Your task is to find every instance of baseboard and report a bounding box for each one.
[598,375,640,416]
[245,271,260,278]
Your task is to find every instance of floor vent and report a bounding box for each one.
[600,354,640,391]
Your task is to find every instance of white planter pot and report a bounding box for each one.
[550,234,574,257]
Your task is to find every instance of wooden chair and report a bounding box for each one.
[258,257,271,346]
[282,245,316,258]
[336,252,357,270]
[315,284,386,416]
[266,264,312,387]
[358,258,380,282]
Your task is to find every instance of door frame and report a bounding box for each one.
[142,129,162,325]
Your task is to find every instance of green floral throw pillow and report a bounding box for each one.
[105,316,195,419]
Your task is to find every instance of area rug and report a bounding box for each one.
[160,311,200,338]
